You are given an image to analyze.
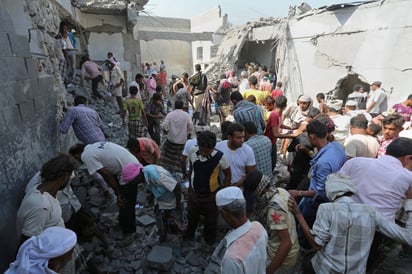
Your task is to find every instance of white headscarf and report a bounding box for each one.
[5,227,77,274]
[325,173,358,201]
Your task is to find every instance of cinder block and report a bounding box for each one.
[0,57,10,83]
[2,105,22,129]
[25,58,39,79]
[0,6,14,33]
[6,57,28,81]
[0,33,12,56]
[18,100,35,123]
[37,75,54,97]
[146,245,174,271]
[8,34,31,58]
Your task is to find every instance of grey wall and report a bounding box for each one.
[0,4,75,271]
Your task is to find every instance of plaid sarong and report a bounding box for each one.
[159,139,185,173]
[128,119,146,139]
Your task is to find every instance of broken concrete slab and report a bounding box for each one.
[136,215,156,227]
[146,245,174,271]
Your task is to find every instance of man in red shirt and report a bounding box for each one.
[265,95,299,168]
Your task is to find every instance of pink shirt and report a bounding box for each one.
[81,61,102,79]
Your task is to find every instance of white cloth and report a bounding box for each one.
[238,79,250,94]
[5,226,76,274]
[215,140,256,184]
[330,114,351,145]
[339,155,412,220]
[110,65,124,97]
[221,220,268,273]
[344,134,379,158]
[162,109,194,145]
[81,142,139,183]
[16,190,64,238]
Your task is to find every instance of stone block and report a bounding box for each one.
[0,33,12,56]
[8,34,31,58]
[146,245,174,271]
[17,100,36,123]
[2,105,22,129]
[25,58,39,78]
[0,82,21,107]
[0,57,10,83]
[136,215,156,227]
[6,57,28,81]
[37,76,54,97]
[0,6,13,33]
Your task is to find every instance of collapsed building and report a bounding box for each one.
[1,0,412,271]
[207,0,412,107]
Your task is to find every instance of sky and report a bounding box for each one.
[143,0,340,26]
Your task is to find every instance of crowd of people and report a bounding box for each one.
[8,53,412,274]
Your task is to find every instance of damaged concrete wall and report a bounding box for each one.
[137,16,193,75]
[286,0,412,105]
[207,0,412,107]
[0,1,77,271]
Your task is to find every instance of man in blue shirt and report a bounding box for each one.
[288,120,346,249]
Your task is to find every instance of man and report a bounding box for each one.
[80,56,104,100]
[208,186,267,273]
[377,113,404,156]
[216,123,256,186]
[6,226,77,274]
[288,120,346,247]
[366,81,387,114]
[69,142,139,242]
[129,73,144,100]
[59,95,105,145]
[242,171,299,274]
[185,131,231,244]
[238,70,250,94]
[214,76,232,123]
[244,121,273,179]
[159,100,194,173]
[181,124,210,180]
[242,76,266,105]
[122,86,148,139]
[347,83,367,109]
[339,137,412,221]
[289,173,412,274]
[230,91,265,134]
[16,154,77,245]
[145,92,166,145]
[126,137,160,165]
[316,93,328,114]
[271,81,283,100]
[392,94,412,122]
[265,95,299,169]
[344,114,379,159]
[107,59,124,113]
[189,64,208,122]
[60,22,77,81]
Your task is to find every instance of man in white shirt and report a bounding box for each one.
[159,100,194,173]
[366,81,387,114]
[238,71,250,94]
[216,123,256,186]
[344,114,379,159]
[207,187,267,274]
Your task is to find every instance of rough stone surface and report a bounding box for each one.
[146,245,174,271]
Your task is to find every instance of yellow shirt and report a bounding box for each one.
[242,88,268,105]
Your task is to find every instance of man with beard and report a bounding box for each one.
[16,154,78,246]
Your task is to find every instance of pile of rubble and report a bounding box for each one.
[65,85,223,273]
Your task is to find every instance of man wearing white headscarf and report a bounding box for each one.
[5,226,77,274]
[288,173,412,274]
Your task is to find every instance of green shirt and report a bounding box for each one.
[123,97,144,120]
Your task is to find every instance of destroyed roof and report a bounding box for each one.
[72,0,148,14]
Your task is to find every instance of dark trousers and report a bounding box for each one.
[185,189,218,244]
[271,143,277,170]
[297,197,322,249]
[119,180,138,235]
[148,122,161,145]
[91,75,103,99]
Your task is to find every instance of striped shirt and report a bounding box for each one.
[246,134,273,179]
[233,100,265,134]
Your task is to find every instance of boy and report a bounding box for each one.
[122,86,148,139]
